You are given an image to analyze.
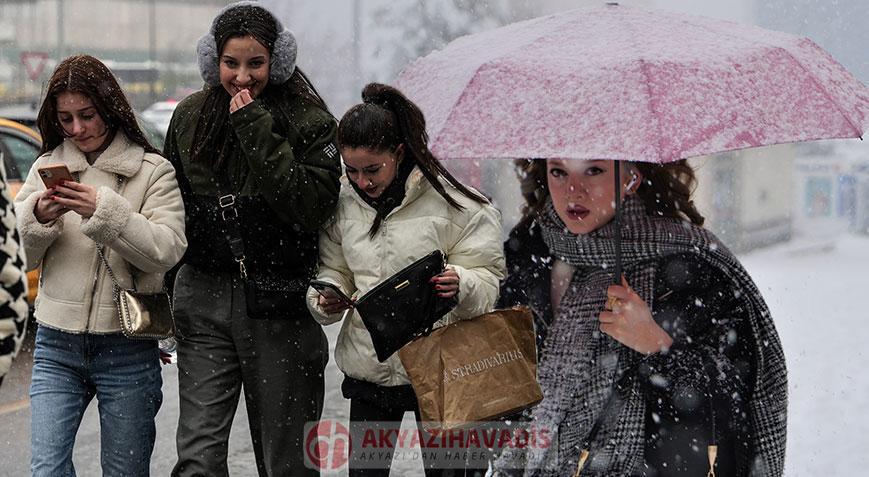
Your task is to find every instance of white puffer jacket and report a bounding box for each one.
[15,133,187,333]
[306,169,505,386]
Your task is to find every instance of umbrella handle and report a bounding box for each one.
[613,161,622,284]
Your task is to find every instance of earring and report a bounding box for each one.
[625,174,639,192]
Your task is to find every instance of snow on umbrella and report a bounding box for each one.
[394,2,869,279]
[395,3,869,163]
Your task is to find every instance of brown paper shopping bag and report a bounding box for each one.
[398,306,543,431]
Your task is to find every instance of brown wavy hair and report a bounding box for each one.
[513,158,705,232]
[36,55,159,156]
[337,83,487,236]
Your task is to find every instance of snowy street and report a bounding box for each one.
[741,235,869,476]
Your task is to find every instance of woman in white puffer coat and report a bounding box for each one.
[306,83,505,477]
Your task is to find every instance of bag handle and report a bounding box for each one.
[214,171,250,280]
[97,245,128,293]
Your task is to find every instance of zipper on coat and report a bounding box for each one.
[83,245,104,330]
[373,217,412,385]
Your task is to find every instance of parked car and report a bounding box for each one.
[140,100,178,140]
[0,102,39,129]
[0,118,42,304]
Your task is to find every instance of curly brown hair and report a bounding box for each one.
[513,158,705,232]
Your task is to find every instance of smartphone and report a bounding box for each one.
[37,164,74,189]
[309,280,354,307]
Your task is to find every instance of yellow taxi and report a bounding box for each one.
[0,118,42,304]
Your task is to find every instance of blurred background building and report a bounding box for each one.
[0,0,236,107]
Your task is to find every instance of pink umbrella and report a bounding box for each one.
[394,2,869,285]
[395,3,869,164]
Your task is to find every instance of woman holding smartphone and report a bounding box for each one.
[306,83,505,476]
[14,55,187,476]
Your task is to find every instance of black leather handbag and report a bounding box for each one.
[354,250,457,362]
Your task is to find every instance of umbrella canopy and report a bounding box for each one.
[395,3,869,164]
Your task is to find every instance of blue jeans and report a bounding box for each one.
[30,325,163,477]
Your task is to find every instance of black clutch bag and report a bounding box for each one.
[354,250,457,362]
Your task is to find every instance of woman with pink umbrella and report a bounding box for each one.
[394,3,869,475]
[496,158,782,476]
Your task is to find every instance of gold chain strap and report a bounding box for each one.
[94,174,127,293]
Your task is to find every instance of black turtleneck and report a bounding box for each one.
[349,158,416,236]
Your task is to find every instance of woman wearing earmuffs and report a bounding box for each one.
[162,2,341,476]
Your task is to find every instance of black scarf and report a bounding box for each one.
[498,195,787,476]
[349,158,416,236]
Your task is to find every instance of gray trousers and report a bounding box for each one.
[171,264,327,477]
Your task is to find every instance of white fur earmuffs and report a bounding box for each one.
[196,0,297,87]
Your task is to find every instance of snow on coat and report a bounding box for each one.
[307,168,505,386]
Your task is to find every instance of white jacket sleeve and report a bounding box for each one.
[14,160,64,272]
[80,159,187,273]
[306,218,356,325]
[446,204,506,320]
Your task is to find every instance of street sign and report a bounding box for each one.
[20,52,49,81]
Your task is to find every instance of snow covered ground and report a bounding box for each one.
[741,234,869,476]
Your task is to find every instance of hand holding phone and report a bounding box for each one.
[37,164,74,189]
[310,280,354,315]
[34,164,74,224]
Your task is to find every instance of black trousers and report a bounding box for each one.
[344,377,487,477]
[171,265,328,477]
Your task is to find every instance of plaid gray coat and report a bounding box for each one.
[495,196,787,476]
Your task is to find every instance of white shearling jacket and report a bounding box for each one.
[306,169,505,386]
[15,133,187,333]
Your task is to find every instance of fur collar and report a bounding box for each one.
[51,132,144,177]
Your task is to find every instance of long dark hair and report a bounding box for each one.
[337,83,487,235]
[191,4,330,168]
[36,55,159,156]
[513,158,705,232]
